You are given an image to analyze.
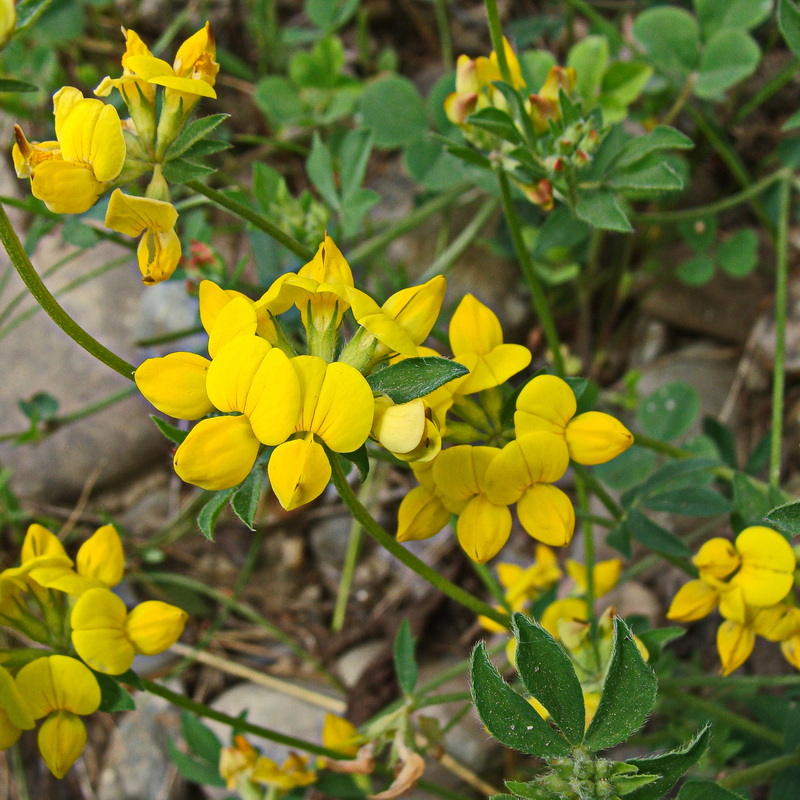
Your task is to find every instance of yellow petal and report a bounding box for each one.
[125,600,188,655]
[565,411,633,465]
[124,53,175,79]
[30,160,104,214]
[104,189,178,243]
[781,635,800,670]
[456,494,512,563]
[206,336,272,414]
[514,374,576,437]
[268,438,331,511]
[135,352,213,420]
[455,344,532,395]
[396,485,450,542]
[0,709,23,750]
[76,525,124,587]
[58,98,124,182]
[666,580,719,622]
[207,296,259,359]
[347,288,418,356]
[322,714,361,757]
[539,597,588,638]
[381,276,446,346]
[149,75,217,98]
[71,587,134,675]
[21,524,68,563]
[431,445,499,510]
[174,415,261,490]
[717,620,755,676]
[298,235,354,287]
[731,526,796,607]
[138,226,182,285]
[199,280,248,335]
[517,484,575,547]
[694,538,741,580]
[484,432,570,506]
[372,397,426,454]
[38,711,87,778]
[0,665,34,732]
[449,294,502,356]
[16,655,101,717]
[246,348,302,446]
[173,22,216,76]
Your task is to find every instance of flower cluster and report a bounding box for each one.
[444,38,600,209]
[13,23,218,284]
[397,312,633,562]
[0,523,187,777]
[668,526,800,675]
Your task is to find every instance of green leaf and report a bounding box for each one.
[150,415,188,445]
[513,614,585,745]
[338,445,370,483]
[93,671,137,713]
[231,469,264,530]
[717,229,758,277]
[358,75,427,149]
[341,187,380,238]
[583,617,657,751]
[306,0,359,30]
[783,108,800,131]
[678,215,717,252]
[15,0,56,30]
[765,499,800,535]
[0,78,38,92]
[307,133,340,210]
[695,29,761,100]
[607,161,683,194]
[366,357,468,404]
[165,114,229,160]
[116,668,144,691]
[339,128,374,200]
[445,143,493,171]
[677,780,743,800]
[289,36,345,89]
[633,7,700,79]
[575,191,633,233]
[677,254,716,285]
[626,458,719,501]
[600,62,654,121]
[732,471,773,525]
[470,642,571,758]
[637,381,700,440]
[504,783,561,800]
[694,0,771,36]
[254,76,303,124]
[162,158,216,184]
[624,724,711,800]
[641,487,733,516]
[393,619,418,695]
[182,712,222,763]
[197,488,237,541]
[595,446,658,493]
[780,0,800,59]
[703,417,737,467]
[636,626,685,658]
[466,107,523,144]
[626,510,692,558]
[567,35,609,104]
[18,392,58,422]
[167,740,226,787]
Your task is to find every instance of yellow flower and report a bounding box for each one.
[219,734,258,790]
[15,655,101,778]
[529,66,577,134]
[484,431,575,547]
[105,189,181,285]
[448,294,532,395]
[566,558,622,598]
[322,713,362,757]
[71,586,187,675]
[371,396,441,463]
[431,445,512,563]
[0,0,15,49]
[13,87,125,213]
[666,579,720,623]
[0,665,34,750]
[252,752,317,789]
[267,357,374,510]
[514,374,633,465]
[396,485,450,543]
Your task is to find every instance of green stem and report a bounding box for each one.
[572,464,623,521]
[560,0,625,48]
[136,325,204,347]
[496,170,564,375]
[131,571,344,691]
[635,169,789,225]
[328,453,509,627]
[659,685,784,748]
[771,175,791,488]
[0,204,135,380]
[433,0,453,67]
[419,198,499,281]
[141,679,346,759]
[663,674,800,689]
[470,562,508,607]
[719,752,800,790]
[735,58,800,123]
[347,185,478,265]
[483,0,511,83]
[416,691,472,708]
[186,181,314,262]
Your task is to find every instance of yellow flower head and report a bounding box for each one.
[15,655,101,778]
[322,713,362,757]
[104,189,181,285]
[372,396,441,463]
[0,665,35,750]
[220,734,258,789]
[13,88,125,213]
[448,294,532,395]
[529,66,577,134]
[252,752,317,789]
[396,485,450,544]
[515,374,633,465]
[0,0,14,49]
[566,558,622,598]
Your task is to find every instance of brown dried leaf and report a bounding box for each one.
[367,742,425,800]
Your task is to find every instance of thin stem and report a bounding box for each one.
[141,679,347,759]
[576,471,597,635]
[328,453,509,627]
[572,464,623,521]
[496,170,564,375]
[471,562,508,607]
[635,169,789,225]
[483,0,511,83]
[771,175,791,487]
[0,204,135,380]
[419,198,499,281]
[433,0,453,68]
[186,181,314,262]
[663,674,800,689]
[735,58,800,123]
[560,0,625,48]
[347,185,478,265]
[720,752,800,790]
[659,685,784,748]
